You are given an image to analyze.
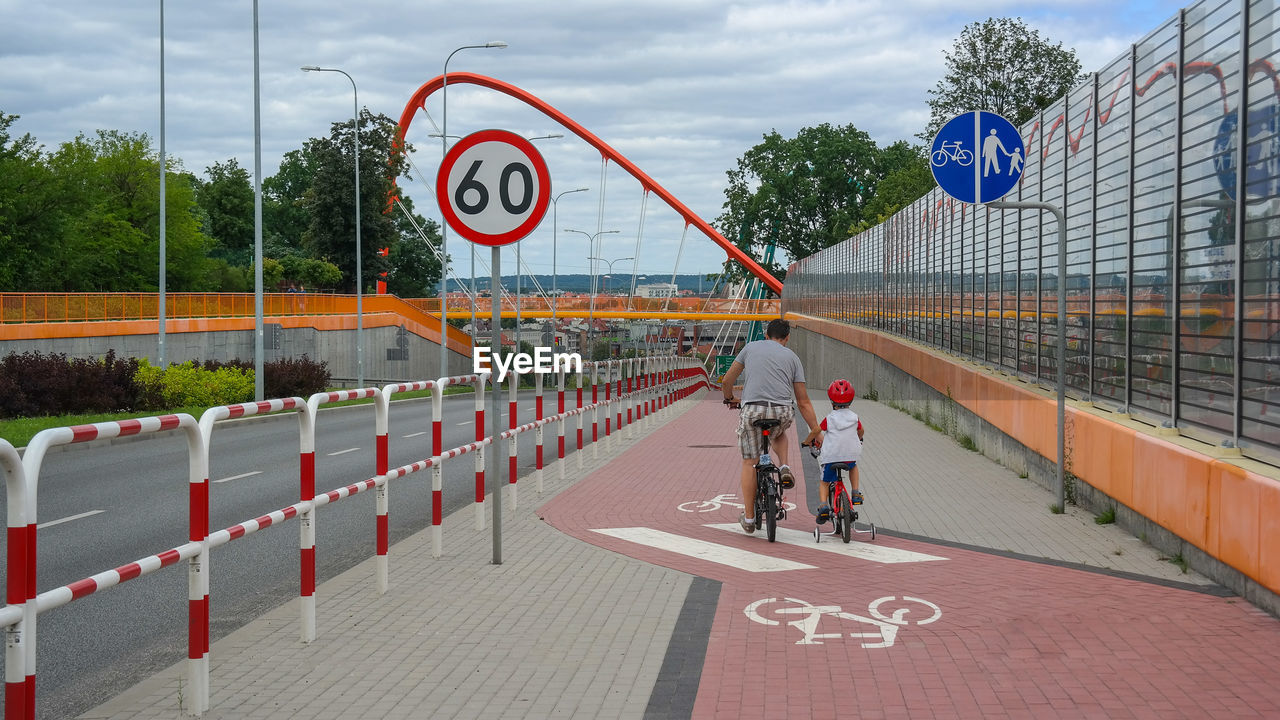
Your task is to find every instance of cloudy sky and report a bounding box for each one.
[2,0,1185,285]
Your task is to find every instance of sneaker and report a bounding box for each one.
[779,465,795,489]
[815,504,831,524]
[739,513,756,534]
[852,490,864,505]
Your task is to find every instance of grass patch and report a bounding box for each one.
[1,406,208,448]
[1049,503,1064,514]
[1094,505,1117,525]
[958,435,978,451]
[0,386,481,448]
[1018,471,1029,479]
[1168,553,1189,574]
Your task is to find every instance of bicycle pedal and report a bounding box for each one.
[780,477,795,489]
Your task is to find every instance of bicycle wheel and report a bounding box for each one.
[760,475,778,542]
[955,148,974,166]
[838,493,853,543]
[930,148,948,167]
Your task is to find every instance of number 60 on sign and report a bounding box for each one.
[436,129,552,247]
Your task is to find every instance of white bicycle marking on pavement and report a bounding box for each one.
[744,596,941,648]
[677,493,797,513]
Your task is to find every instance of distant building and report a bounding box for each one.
[635,283,678,298]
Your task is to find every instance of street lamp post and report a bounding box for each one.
[302,65,363,388]
[587,255,633,351]
[550,187,589,332]
[512,134,564,350]
[440,41,506,378]
[564,229,619,346]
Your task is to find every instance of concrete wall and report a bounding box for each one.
[789,315,1280,617]
[0,324,474,386]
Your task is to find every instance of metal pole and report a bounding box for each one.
[490,246,503,564]
[989,200,1067,510]
[353,78,362,389]
[252,0,264,402]
[158,0,166,369]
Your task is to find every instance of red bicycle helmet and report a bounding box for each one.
[827,379,855,404]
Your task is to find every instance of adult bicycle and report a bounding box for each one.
[725,399,788,542]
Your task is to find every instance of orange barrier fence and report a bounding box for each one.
[1,293,781,324]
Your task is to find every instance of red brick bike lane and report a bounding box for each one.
[540,395,1280,719]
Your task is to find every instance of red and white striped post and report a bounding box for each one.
[591,362,600,460]
[2,440,28,720]
[624,358,634,438]
[302,388,378,643]
[603,360,612,444]
[576,363,585,469]
[556,369,566,482]
[507,370,518,510]
[377,383,432,592]
[21,415,207,715]
[475,373,490,529]
[534,370,545,492]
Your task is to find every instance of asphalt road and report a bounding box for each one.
[0,388,601,720]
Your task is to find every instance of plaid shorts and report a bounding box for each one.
[736,403,794,459]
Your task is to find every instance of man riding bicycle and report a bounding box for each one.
[721,318,820,534]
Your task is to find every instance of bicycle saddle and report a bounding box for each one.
[752,418,782,430]
[829,462,851,472]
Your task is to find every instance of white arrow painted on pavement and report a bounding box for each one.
[590,527,816,572]
[705,524,947,564]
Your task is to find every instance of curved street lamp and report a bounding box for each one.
[440,40,506,377]
[302,64,363,388]
[550,187,589,328]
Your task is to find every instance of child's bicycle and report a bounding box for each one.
[802,442,876,543]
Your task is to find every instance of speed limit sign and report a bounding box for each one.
[436,129,552,246]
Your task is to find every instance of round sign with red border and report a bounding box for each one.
[436,129,552,246]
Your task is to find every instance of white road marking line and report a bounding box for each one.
[403,431,428,438]
[213,471,263,484]
[327,448,360,456]
[705,524,948,564]
[39,510,105,529]
[456,422,470,426]
[590,527,815,572]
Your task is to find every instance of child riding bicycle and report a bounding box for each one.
[802,379,865,524]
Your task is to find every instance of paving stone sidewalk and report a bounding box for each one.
[80,407,701,720]
[82,388,1222,719]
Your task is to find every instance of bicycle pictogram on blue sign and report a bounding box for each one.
[930,111,1025,204]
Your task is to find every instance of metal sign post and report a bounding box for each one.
[490,248,503,564]
[931,112,1067,511]
[437,128,552,564]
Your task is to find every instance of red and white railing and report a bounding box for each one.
[0,355,710,718]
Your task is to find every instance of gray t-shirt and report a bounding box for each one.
[734,339,805,405]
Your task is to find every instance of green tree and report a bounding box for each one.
[716,123,903,284]
[0,112,65,289]
[856,144,936,230]
[264,148,313,256]
[302,109,411,292]
[44,130,210,291]
[195,158,254,266]
[385,195,442,296]
[921,17,1084,141]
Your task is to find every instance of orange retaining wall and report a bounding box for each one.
[791,313,1280,597]
[0,296,473,356]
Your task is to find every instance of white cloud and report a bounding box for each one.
[1,0,1187,274]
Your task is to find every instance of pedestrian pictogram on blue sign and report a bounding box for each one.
[1213,103,1280,201]
[930,111,1025,204]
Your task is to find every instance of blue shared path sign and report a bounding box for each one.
[930,111,1025,204]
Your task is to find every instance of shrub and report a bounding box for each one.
[0,350,141,418]
[134,360,255,410]
[202,356,330,399]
